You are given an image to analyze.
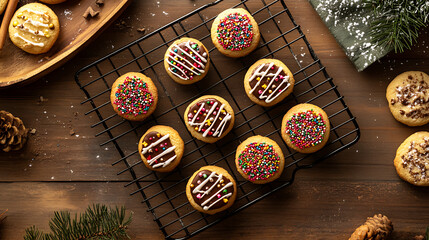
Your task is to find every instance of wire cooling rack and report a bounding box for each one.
[75,0,360,239]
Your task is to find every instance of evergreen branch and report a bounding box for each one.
[364,0,429,53]
[24,204,133,240]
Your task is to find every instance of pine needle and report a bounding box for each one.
[23,204,132,240]
[364,0,429,53]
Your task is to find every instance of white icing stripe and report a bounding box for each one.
[192,172,217,194]
[203,192,232,211]
[24,19,49,28]
[188,101,232,138]
[17,24,45,36]
[201,182,233,207]
[167,41,207,80]
[13,33,44,47]
[192,171,234,211]
[24,9,49,17]
[146,146,176,165]
[142,134,170,154]
[152,155,176,168]
[248,62,292,103]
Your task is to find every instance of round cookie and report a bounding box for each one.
[244,59,295,107]
[110,72,158,121]
[394,131,429,186]
[386,71,429,126]
[0,0,8,15]
[164,37,210,85]
[281,103,330,154]
[186,165,237,215]
[38,0,66,4]
[184,95,235,143]
[235,135,285,184]
[138,125,184,172]
[9,3,60,54]
[211,8,260,58]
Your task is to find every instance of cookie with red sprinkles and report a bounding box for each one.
[184,95,235,143]
[110,72,158,121]
[281,103,330,154]
[211,8,260,58]
[235,135,285,184]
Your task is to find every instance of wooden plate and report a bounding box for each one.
[0,0,131,88]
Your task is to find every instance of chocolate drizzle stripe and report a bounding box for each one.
[249,62,290,103]
[189,101,232,137]
[167,41,207,80]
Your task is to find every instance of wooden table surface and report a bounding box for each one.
[1,0,429,239]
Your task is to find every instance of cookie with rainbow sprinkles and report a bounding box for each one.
[110,72,158,121]
[211,8,260,58]
[281,103,330,154]
[235,135,285,184]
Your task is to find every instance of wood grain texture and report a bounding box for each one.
[0,0,429,239]
[0,0,131,87]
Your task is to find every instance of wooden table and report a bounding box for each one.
[1,0,428,239]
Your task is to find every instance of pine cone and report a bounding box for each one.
[0,111,28,152]
[349,214,393,240]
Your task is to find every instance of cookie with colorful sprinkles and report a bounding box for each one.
[138,125,184,172]
[235,135,285,184]
[244,59,295,107]
[186,165,237,214]
[110,72,158,121]
[394,131,429,186]
[164,37,210,85]
[211,8,260,58]
[184,95,235,143]
[281,103,330,154]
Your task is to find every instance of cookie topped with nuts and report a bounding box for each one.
[394,131,429,186]
[386,71,429,126]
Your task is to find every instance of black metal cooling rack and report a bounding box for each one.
[75,0,360,239]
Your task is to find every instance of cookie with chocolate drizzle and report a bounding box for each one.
[184,95,235,143]
[186,165,237,214]
[394,131,429,186]
[386,71,429,126]
[138,125,184,172]
[244,59,295,107]
[164,37,210,85]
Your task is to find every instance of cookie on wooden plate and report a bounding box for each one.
[244,58,294,107]
[394,131,429,186]
[281,103,330,153]
[138,125,184,172]
[110,72,158,121]
[186,165,237,215]
[235,135,285,184]
[9,3,60,54]
[386,71,429,126]
[164,37,210,85]
[184,95,235,143]
[211,8,260,58]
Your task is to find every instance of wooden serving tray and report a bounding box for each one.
[0,0,131,87]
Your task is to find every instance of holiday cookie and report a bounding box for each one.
[110,72,158,121]
[394,131,429,186]
[0,0,8,15]
[9,3,60,54]
[138,125,184,172]
[211,8,260,58]
[235,135,285,184]
[38,0,66,4]
[281,103,330,154]
[164,37,210,85]
[244,59,295,107]
[386,71,429,126]
[186,165,237,214]
[184,95,235,143]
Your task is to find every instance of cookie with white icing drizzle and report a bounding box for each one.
[138,125,184,172]
[186,165,237,215]
[164,37,210,85]
[386,71,429,126]
[9,3,60,54]
[184,95,235,143]
[244,59,295,107]
[394,131,429,186]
